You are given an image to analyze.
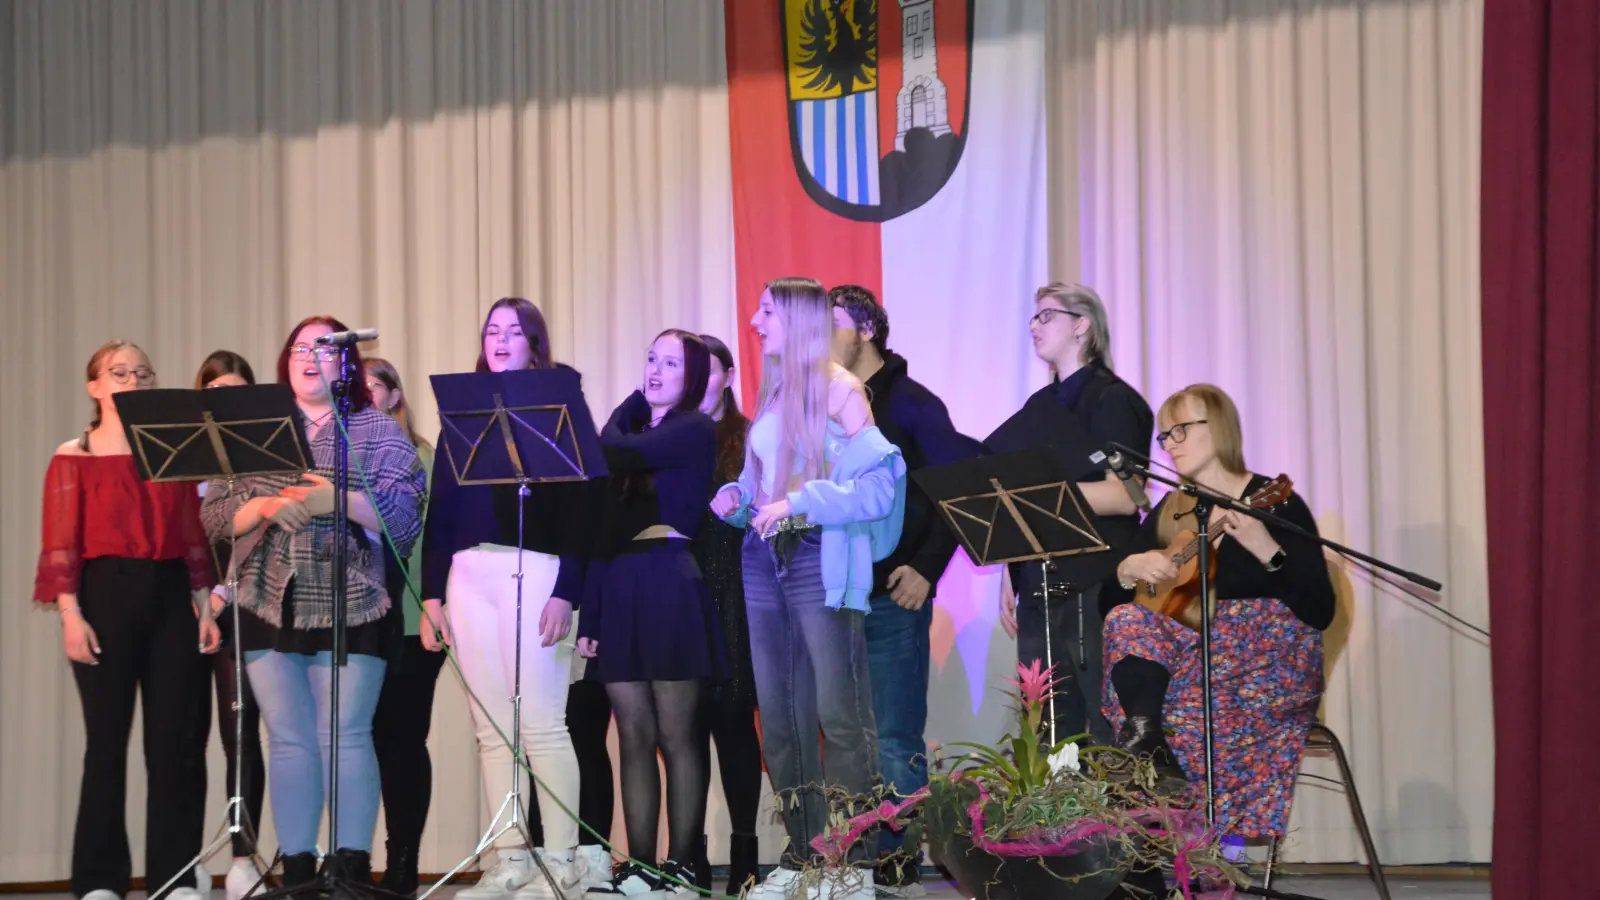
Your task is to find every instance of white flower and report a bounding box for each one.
[1048,743,1080,775]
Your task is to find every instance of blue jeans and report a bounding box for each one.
[244,650,386,854]
[742,531,881,867]
[864,592,932,857]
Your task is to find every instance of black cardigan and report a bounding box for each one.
[1099,473,1337,631]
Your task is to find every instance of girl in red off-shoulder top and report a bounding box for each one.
[36,340,220,900]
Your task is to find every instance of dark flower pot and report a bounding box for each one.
[930,832,1128,900]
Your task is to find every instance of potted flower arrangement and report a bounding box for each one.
[801,661,1245,900]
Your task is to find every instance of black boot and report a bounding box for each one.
[1117,714,1189,790]
[379,841,418,897]
[691,835,712,892]
[280,852,321,898]
[320,849,374,893]
[726,833,760,895]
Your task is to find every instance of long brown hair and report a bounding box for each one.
[194,349,256,390]
[476,297,552,372]
[701,333,749,484]
[276,315,373,412]
[1155,383,1249,546]
[364,357,431,449]
[85,340,147,430]
[651,329,712,418]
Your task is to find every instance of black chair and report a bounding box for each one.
[1263,724,1391,900]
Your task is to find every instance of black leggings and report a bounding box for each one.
[373,636,448,852]
[696,682,763,837]
[204,612,266,858]
[607,681,705,864]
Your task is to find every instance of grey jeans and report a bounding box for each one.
[742,530,881,867]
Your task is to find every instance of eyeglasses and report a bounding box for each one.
[289,344,340,362]
[107,366,157,386]
[1029,308,1079,328]
[1156,420,1208,446]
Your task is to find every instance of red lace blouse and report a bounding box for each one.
[33,453,212,602]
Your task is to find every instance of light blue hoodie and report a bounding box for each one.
[718,425,907,612]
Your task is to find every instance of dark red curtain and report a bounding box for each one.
[1482,1,1600,894]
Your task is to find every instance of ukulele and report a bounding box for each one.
[1135,475,1294,630]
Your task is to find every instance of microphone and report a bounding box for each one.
[1090,449,1153,513]
[315,328,379,346]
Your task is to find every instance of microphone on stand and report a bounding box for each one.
[315,328,379,346]
[1090,449,1153,513]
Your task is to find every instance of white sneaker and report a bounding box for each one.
[195,864,214,893]
[225,858,264,900]
[574,845,615,890]
[511,849,583,900]
[744,867,803,900]
[168,889,207,900]
[457,847,535,900]
[806,868,873,900]
[83,891,121,900]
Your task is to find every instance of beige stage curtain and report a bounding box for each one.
[1047,0,1491,864]
[0,0,749,883]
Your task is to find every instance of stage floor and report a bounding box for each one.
[0,875,1494,900]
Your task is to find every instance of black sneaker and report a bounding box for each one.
[654,860,696,896]
[584,860,662,897]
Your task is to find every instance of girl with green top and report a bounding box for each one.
[365,357,446,896]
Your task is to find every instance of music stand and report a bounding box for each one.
[114,385,312,900]
[914,448,1110,746]
[418,368,606,900]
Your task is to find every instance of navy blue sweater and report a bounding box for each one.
[420,367,595,605]
[864,351,987,596]
[592,392,718,557]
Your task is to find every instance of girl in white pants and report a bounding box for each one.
[420,298,598,899]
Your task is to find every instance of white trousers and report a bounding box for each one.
[446,545,579,850]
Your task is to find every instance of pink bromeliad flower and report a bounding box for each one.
[1006,659,1059,708]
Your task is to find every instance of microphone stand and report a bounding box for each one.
[1104,442,1442,830]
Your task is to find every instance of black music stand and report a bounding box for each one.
[914,448,1110,747]
[418,368,606,900]
[114,385,311,900]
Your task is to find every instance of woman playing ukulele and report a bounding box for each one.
[1100,384,1335,865]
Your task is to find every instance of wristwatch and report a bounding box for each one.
[1264,547,1287,572]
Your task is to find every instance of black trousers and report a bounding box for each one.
[1013,567,1113,746]
[373,635,448,851]
[201,611,266,858]
[71,558,209,900]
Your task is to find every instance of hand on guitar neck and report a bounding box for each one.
[1117,475,1294,630]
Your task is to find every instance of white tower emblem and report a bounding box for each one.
[894,0,952,151]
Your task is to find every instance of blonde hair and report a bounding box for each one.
[1155,383,1248,545]
[754,277,833,493]
[1034,282,1114,371]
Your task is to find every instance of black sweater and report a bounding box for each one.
[864,351,986,596]
[1098,473,1337,631]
